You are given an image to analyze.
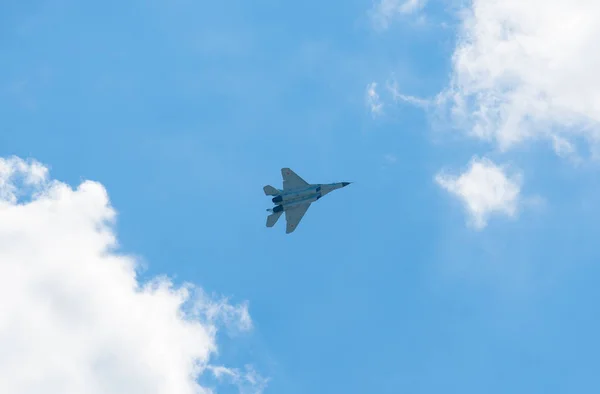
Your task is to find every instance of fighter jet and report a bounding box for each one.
[264,168,351,234]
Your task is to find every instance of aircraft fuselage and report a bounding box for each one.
[269,183,347,212]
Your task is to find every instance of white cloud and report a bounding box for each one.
[370,0,427,29]
[0,156,265,394]
[435,157,522,229]
[366,82,383,116]
[552,135,577,160]
[386,78,431,108]
[210,365,269,394]
[443,0,600,155]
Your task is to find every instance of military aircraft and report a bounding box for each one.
[264,168,351,234]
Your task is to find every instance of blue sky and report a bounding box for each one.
[2,1,600,393]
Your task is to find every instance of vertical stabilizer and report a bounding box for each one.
[263,185,279,196]
[266,211,283,227]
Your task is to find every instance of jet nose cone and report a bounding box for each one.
[342,182,351,187]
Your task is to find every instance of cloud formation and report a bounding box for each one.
[366,82,384,116]
[367,0,600,227]
[370,0,427,29]
[435,157,522,229]
[386,78,431,109]
[443,0,600,155]
[0,156,264,394]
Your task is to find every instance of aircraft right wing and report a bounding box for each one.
[285,203,311,234]
[281,168,309,191]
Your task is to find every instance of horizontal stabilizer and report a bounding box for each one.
[263,185,279,196]
[266,211,283,227]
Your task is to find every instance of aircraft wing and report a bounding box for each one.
[285,203,311,234]
[281,168,309,191]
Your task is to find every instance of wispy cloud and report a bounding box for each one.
[366,82,384,116]
[370,0,428,29]
[386,78,431,109]
[435,157,522,229]
[210,365,269,394]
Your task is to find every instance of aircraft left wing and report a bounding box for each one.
[281,168,309,191]
[285,203,311,234]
